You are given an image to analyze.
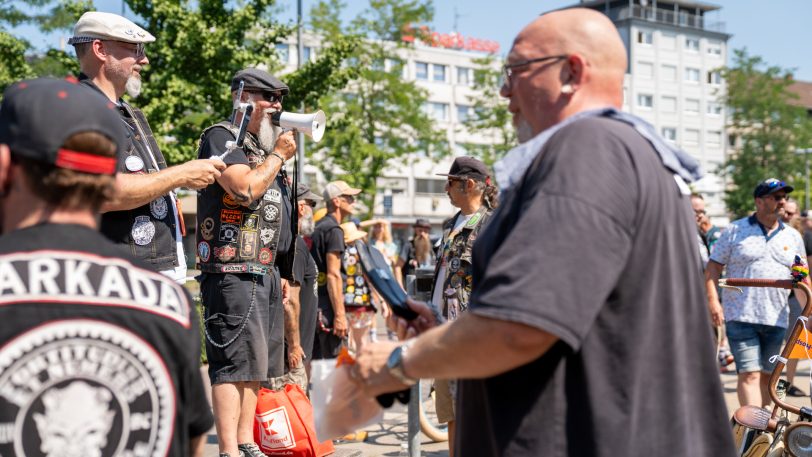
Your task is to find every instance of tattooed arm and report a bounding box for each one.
[216,130,297,205]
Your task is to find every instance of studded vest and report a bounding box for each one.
[432,206,492,321]
[342,243,371,309]
[79,75,179,272]
[195,122,285,275]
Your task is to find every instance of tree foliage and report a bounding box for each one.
[0,0,360,166]
[721,49,810,217]
[307,0,447,217]
[461,54,513,167]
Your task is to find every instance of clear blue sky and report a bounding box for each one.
[15,0,812,81]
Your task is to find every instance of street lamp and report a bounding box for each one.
[795,148,812,211]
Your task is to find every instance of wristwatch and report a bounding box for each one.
[386,340,418,386]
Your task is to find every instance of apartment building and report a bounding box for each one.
[578,0,731,223]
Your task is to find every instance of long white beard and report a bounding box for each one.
[258,114,282,154]
[300,214,315,236]
[125,75,141,98]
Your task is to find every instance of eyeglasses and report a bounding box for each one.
[107,40,146,59]
[261,91,284,103]
[768,194,788,201]
[502,54,568,89]
[341,195,355,204]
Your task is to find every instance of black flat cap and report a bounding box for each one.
[413,218,431,229]
[296,182,322,202]
[0,77,125,175]
[231,68,289,95]
[437,156,490,182]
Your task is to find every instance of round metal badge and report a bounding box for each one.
[199,218,215,241]
[344,293,354,304]
[450,274,462,288]
[348,247,358,255]
[131,216,155,246]
[449,257,461,272]
[124,155,145,172]
[345,255,357,266]
[346,285,355,294]
[346,264,357,276]
[356,276,365,287]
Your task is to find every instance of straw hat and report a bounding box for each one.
[340,222,367,244]
[359,218,389,228]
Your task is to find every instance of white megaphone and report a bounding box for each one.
[271,110,327,143]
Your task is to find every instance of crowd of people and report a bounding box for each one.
[5,5,810,457]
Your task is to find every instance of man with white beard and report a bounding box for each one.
[69,11,225,282]
[196,68,298,457]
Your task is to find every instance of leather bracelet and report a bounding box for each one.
[268,151,285,163]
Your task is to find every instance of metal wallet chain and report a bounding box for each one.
[203,275,258,348]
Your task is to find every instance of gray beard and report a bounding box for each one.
[125,75,141,98]
[258,115,282,154]
[299,214,315,236]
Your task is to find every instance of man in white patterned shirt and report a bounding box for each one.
[706,178,807,407]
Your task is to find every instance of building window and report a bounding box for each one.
[415,178,447,194]
[433,64,447,82]
[685,98,700,114]
[685,38,700,52]
[456,104,472,122]
[637,94,653,108]
[457,67,473,86]
[386,58,404,76]
[637,61,654,79]
[662,127,677,142]
[707,102,723,116]
[707,130,722,146]
[661,96,677,112]
[637,30,653,45]
[662,64,677,82]
[685,67,700,83]
[684,129,700,145]
[415,61,429,80]
[303,46,313,62]
[275,43,289,63]
[707,71,722,85]
[707,42,722,56]
[424,102,449,121]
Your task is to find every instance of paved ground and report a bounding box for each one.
[200,360,812,456]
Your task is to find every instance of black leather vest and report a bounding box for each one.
[78,76,180,272]
[196,122,284,275]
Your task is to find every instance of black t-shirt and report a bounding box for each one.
[309,215,345,319]
[198,126,294,279]
[803,230,812,257]
[457,118,735,457]
[292,236,318,359]
[0,224,213,456]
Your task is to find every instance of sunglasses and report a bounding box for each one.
[106,40,146,58]
[261,91,284,103]
[341,195,355,204]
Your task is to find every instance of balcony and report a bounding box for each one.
[607,5,725,33]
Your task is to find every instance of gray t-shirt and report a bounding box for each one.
[456,117,735,457]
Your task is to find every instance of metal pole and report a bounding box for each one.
[296,0,305,183]
[806,153,810,212]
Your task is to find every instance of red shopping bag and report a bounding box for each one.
[254,384,335,456]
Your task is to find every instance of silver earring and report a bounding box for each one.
[561,84,574,94]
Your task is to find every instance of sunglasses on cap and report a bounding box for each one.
[764,179,785,189]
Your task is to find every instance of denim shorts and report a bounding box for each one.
[726,321,785,374]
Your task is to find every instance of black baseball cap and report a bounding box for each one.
[0,77,125,175]
[231,68,289,95]
[754,178,793,198]
[437,156,490,182]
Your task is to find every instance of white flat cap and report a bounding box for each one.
[68,11,155,45]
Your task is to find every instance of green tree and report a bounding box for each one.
[721,49,809,217]
[0,0,89,90]
[461,54,514,167]
[307,0,447,217]
[124,0,360,164]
